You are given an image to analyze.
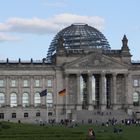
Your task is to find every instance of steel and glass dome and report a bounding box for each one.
[47,23,110,62]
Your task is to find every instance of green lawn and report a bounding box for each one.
[0,121,140,140]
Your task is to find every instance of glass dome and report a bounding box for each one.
[47,23,110,62]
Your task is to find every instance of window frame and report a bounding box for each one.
[133,92,139,106]
[0,80,4,87]
[133,79,139,87]
[34,92,41,107]
[10,93,17,107]
[36,112,40,117]
[11,80,16,87]
[22,92,29,107]
[0,113,4,119]
[0,92,5,107]
[47,79,52,87]
[46,92,53,108]
[23,80,29,87]
[35,79,40,87]
[12,113,16,118]
[24,113,28,118]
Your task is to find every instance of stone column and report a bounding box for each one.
[6,76,10,107]
[30,76,34,107]
[124,73,133,115]
[112,73,117,110]
[100,73,106,110]
[41,77,46,107]
[18,77,22,106]
[88,73,93,110]
[76,73,82,110]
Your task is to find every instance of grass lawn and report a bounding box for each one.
[0,121,140,140]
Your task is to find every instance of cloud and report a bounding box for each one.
[0,33,21,42]
[0,13,105,35]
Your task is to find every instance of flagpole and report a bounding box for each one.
[39,89,48,123]
[46,102,48,123]
[65,89,67,119]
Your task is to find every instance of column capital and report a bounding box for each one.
[124,73,128,77]
[88,73,93,77]
[112,73,117,77]
[76,73,81,77]
[124,73,132,78]
[64,73,69,78]
[101,72,106,77]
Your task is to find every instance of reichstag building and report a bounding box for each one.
[0,23,140,123]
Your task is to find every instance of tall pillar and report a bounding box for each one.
[41,77,46,106]
[100,73,106,110]
[18,77,22,106]
[6,76,10,107]
[30,77,34,107]
[125,73,133,115]
[88,73,93,110]
[112,73,117,110]
[76,73,82,110]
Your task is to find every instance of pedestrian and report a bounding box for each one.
[88,128,96,140]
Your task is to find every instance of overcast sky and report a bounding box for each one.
[0,0,140,61]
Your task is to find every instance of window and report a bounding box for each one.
[22,93,29,107]
[11,80,16,87]
[0,80,4,87]
[134,79,139,87]
[24,113,28,118]
[133,92,139,106]
[34,93,41,107]
[10,93,17,107]
[36,112,40,117]
[48,112,53,116]
[47,80,52,87]
[0,93,5,107]
[35,80,40,87]
[46,93,53,108]
[12,113,16,118]
[0,113,4,119]
[23,80,28,87]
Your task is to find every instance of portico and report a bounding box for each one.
[64,71,132,113]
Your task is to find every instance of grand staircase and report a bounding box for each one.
[72,109,132,123]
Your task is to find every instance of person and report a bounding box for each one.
[88,128,96,140]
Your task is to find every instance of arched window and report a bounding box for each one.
[34,92,41,107]
[46,93,53,108]
[0,93,5,107]
[10,93,17,107]
[22,92,29,107]
[133,92,139,106]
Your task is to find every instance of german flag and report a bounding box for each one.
[58,89,66,96]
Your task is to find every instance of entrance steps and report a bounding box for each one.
[72,109,132,123]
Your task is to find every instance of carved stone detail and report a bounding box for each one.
[65,54,127,69]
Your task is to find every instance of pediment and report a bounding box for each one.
[64,53,128,70]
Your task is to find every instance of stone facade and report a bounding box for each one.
[0,27,140,123]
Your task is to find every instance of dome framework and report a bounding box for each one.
[47,24,110,62]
